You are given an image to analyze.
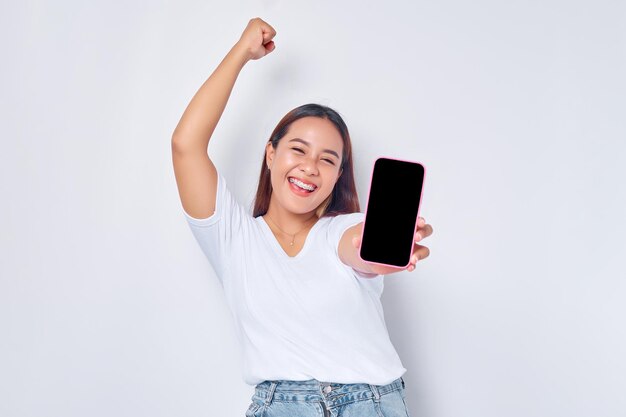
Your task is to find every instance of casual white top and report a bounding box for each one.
[183,171,407,386]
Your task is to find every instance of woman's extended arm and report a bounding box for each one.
[171,18,276,219]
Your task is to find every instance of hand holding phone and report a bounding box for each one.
[358,157,426,269]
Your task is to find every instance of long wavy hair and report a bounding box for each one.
[252,103,360,218]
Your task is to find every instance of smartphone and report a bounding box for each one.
[359,157,426,269]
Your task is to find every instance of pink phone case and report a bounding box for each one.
[357,156,427,270]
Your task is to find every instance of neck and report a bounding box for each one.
[265,199,318,234]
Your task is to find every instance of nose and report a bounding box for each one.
[299,157,319,176]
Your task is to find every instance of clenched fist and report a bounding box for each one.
[237,17,277,61]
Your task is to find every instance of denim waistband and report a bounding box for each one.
[252,377,405,407]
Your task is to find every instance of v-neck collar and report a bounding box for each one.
[257,215,325,260]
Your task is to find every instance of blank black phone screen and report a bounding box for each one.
[359,158,425,268]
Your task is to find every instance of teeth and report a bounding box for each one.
[289,177,316,191]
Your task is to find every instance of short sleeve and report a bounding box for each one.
[326,212,383,281]
[182,171,249,281]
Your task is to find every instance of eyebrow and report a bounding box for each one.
[288,138,341,159]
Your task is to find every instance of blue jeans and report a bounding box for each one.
[245,377,411,417]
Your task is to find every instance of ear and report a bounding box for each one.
[265,142,275,168]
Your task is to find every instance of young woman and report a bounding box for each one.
[172,17,433,417]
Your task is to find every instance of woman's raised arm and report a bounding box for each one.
[171,18,276,219]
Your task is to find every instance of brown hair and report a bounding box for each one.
[252,103,360,218]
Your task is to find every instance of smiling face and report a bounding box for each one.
[265,116,344,217]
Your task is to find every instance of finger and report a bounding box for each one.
[414,245,430,261]
[418,224,433,239]
[352,235,361,248]
[262,23,277,40]
[413,218,425,240]
[264,20,277,35]
[415,224,433,240]
[262,30,275,43]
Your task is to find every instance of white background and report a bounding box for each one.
[1,1,625,416]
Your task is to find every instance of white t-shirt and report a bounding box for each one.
[183,171,407,386]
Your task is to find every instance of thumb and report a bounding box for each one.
[352,235,361,249]
[264,40,276,54]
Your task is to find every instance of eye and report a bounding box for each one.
[292,147,335,165]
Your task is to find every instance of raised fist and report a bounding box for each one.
[237,17,277,61]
